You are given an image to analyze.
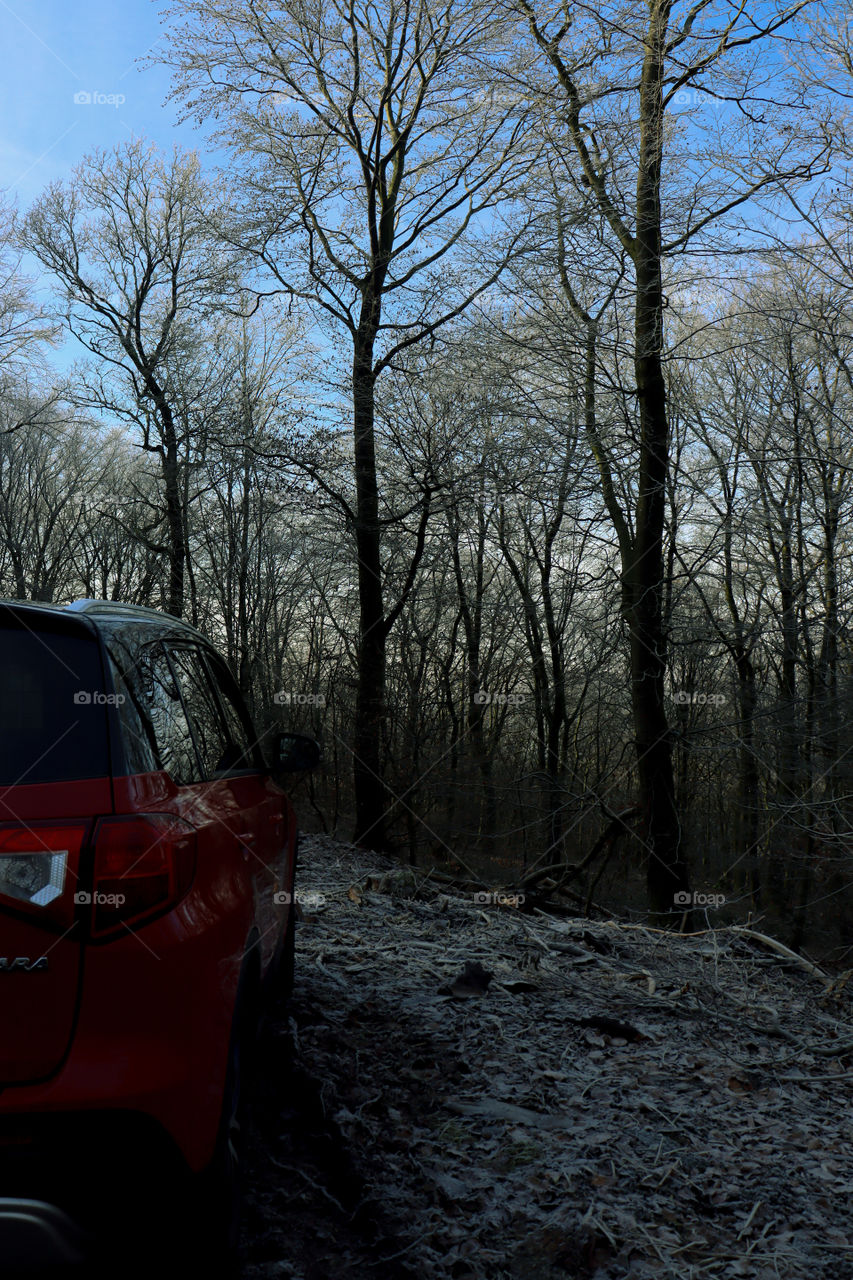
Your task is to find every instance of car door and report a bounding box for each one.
[197,650,290,969]
[165,645,283,967]
[97,636,260,1138]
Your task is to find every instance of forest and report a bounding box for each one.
[3,0,853,956]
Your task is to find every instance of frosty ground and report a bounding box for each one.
[241,835,853,1280]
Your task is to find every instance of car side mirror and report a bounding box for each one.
[271,732,322,773]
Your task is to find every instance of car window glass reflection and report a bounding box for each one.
[201,654,258,770]
[140,647,200,786]
[168,647,245,777]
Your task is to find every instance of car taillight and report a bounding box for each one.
[89,815,196,939]
[0,822,87,928]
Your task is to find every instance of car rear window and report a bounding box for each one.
[0,614,110,786]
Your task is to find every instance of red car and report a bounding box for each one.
[0,599,320,1277]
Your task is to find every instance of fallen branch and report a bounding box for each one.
[444,1096,576,1130]
[727,927,830,985]
[520,807,641,895]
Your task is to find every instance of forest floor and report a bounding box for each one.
[241,835,853,1280]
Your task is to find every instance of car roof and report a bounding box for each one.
[0,598,211,645]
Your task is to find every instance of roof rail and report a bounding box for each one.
[65,599,184,623]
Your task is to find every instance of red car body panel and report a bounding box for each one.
[0,602,299,1184]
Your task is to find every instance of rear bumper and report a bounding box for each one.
[0,1198,90,1271]
[0,1031,223,1172]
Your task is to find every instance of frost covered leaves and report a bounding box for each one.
[244,835,853,1280]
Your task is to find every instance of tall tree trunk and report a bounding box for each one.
[237,443,252,698]
[734,648,761,902]
[818,489,840,816]
[157,397,185,619]
[718,498,762,904]
[449,501,496,848]
[352,314,389,848]
[768,513,799,916]
[628,0,688,915]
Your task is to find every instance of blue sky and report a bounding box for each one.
[0,0,218,372]
[0,0,205,207]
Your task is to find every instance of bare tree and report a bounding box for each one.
[509,0,830,915]
[0,396,110,601]
[161,0,530,846]
[22,139,232,617]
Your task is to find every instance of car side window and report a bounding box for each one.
[140,646,201,786]
[201,652,263,771]
[104,641,160,776]
[167,646,250,777]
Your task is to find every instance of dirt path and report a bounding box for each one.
[242,990,422,1280]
